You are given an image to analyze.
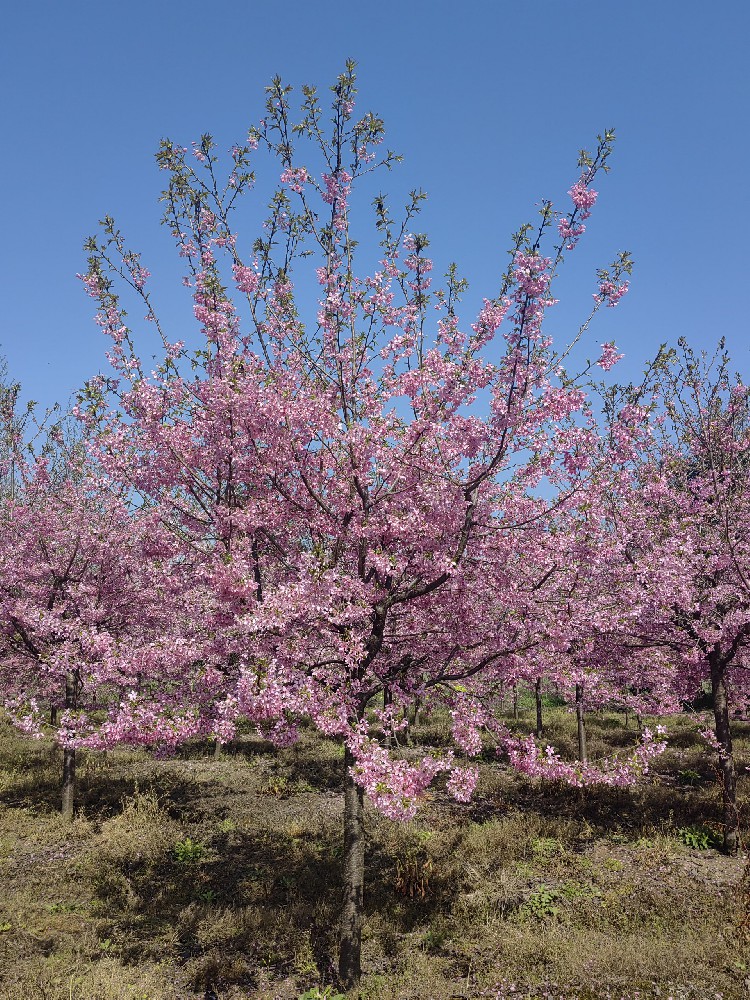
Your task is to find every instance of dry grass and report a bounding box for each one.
[0,707,747,999]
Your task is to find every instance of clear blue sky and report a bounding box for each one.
[1,0,748,413]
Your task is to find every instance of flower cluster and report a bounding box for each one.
[594,279,629,308]
[280,166,309,194]
[513,252,552,299]
[233,263,260,295]
[568,178,598,217]
[557,216,587,250]
[505,725,668,788]
[596,341,625,371]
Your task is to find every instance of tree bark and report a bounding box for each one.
[339,744,365,987]
[710,650,739,856]
[576,683,587,765]
[512,684,519,721]
[535,677,543,739]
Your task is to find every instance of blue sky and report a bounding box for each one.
[1,0,748,414]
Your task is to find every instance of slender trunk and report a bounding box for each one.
[61,671,77,821]
[512,684,519,721]
[405,697,421,747]
[624,707,629,729]
[213,739,222,760]
[383,686,394,749]
[576,684,587,765]
[403,707,412,747]
[50,705,57,726]
[535,677,543,739]
[61,746,76,821]
[710,650,739,856]
[339,744,365,987]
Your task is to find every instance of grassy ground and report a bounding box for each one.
[0,705,747,1000]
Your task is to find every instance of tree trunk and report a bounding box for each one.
[512,684,519,721]
[50,705,58,726]
[61,746,76,821]
[404,697,422,747]
[576,683,587,765]
[339,744,365,987]
[61,671,77,821]
[710,650,739,856]
[403,707,412,747]
[383,686,394,749]
[535,677,543,739]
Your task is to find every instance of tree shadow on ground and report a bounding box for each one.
[88,814,458,995]
[275,741,345,793]
[0,742,207,823]
[178,734,276,761]
[486,769,730,837]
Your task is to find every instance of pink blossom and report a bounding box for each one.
[568,179,598,217]
[557,217,586,249]
[596,341,625,370]
[280,166,309,194]
[594,279,629,308]
[233,264,260,295]
[446,765,479,802]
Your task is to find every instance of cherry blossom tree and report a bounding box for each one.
[0,440,211,818]
[651,342,750,854]
[75,64,657,985]
[587,339,750,856]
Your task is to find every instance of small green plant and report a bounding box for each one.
[420,920,449,952]
[217,817,236,833]
[676,824,719,850]
[572,854,595,875]
[172,836,206,864]
[531,836,564,860]
[560,880,597,901]
[293,938,319,976]
[47,900,82,913]
[521,885,562,919]
[263,774,289,797]
[677,768,703,786]
[298,987,346,1000]
[194,887,218,903]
